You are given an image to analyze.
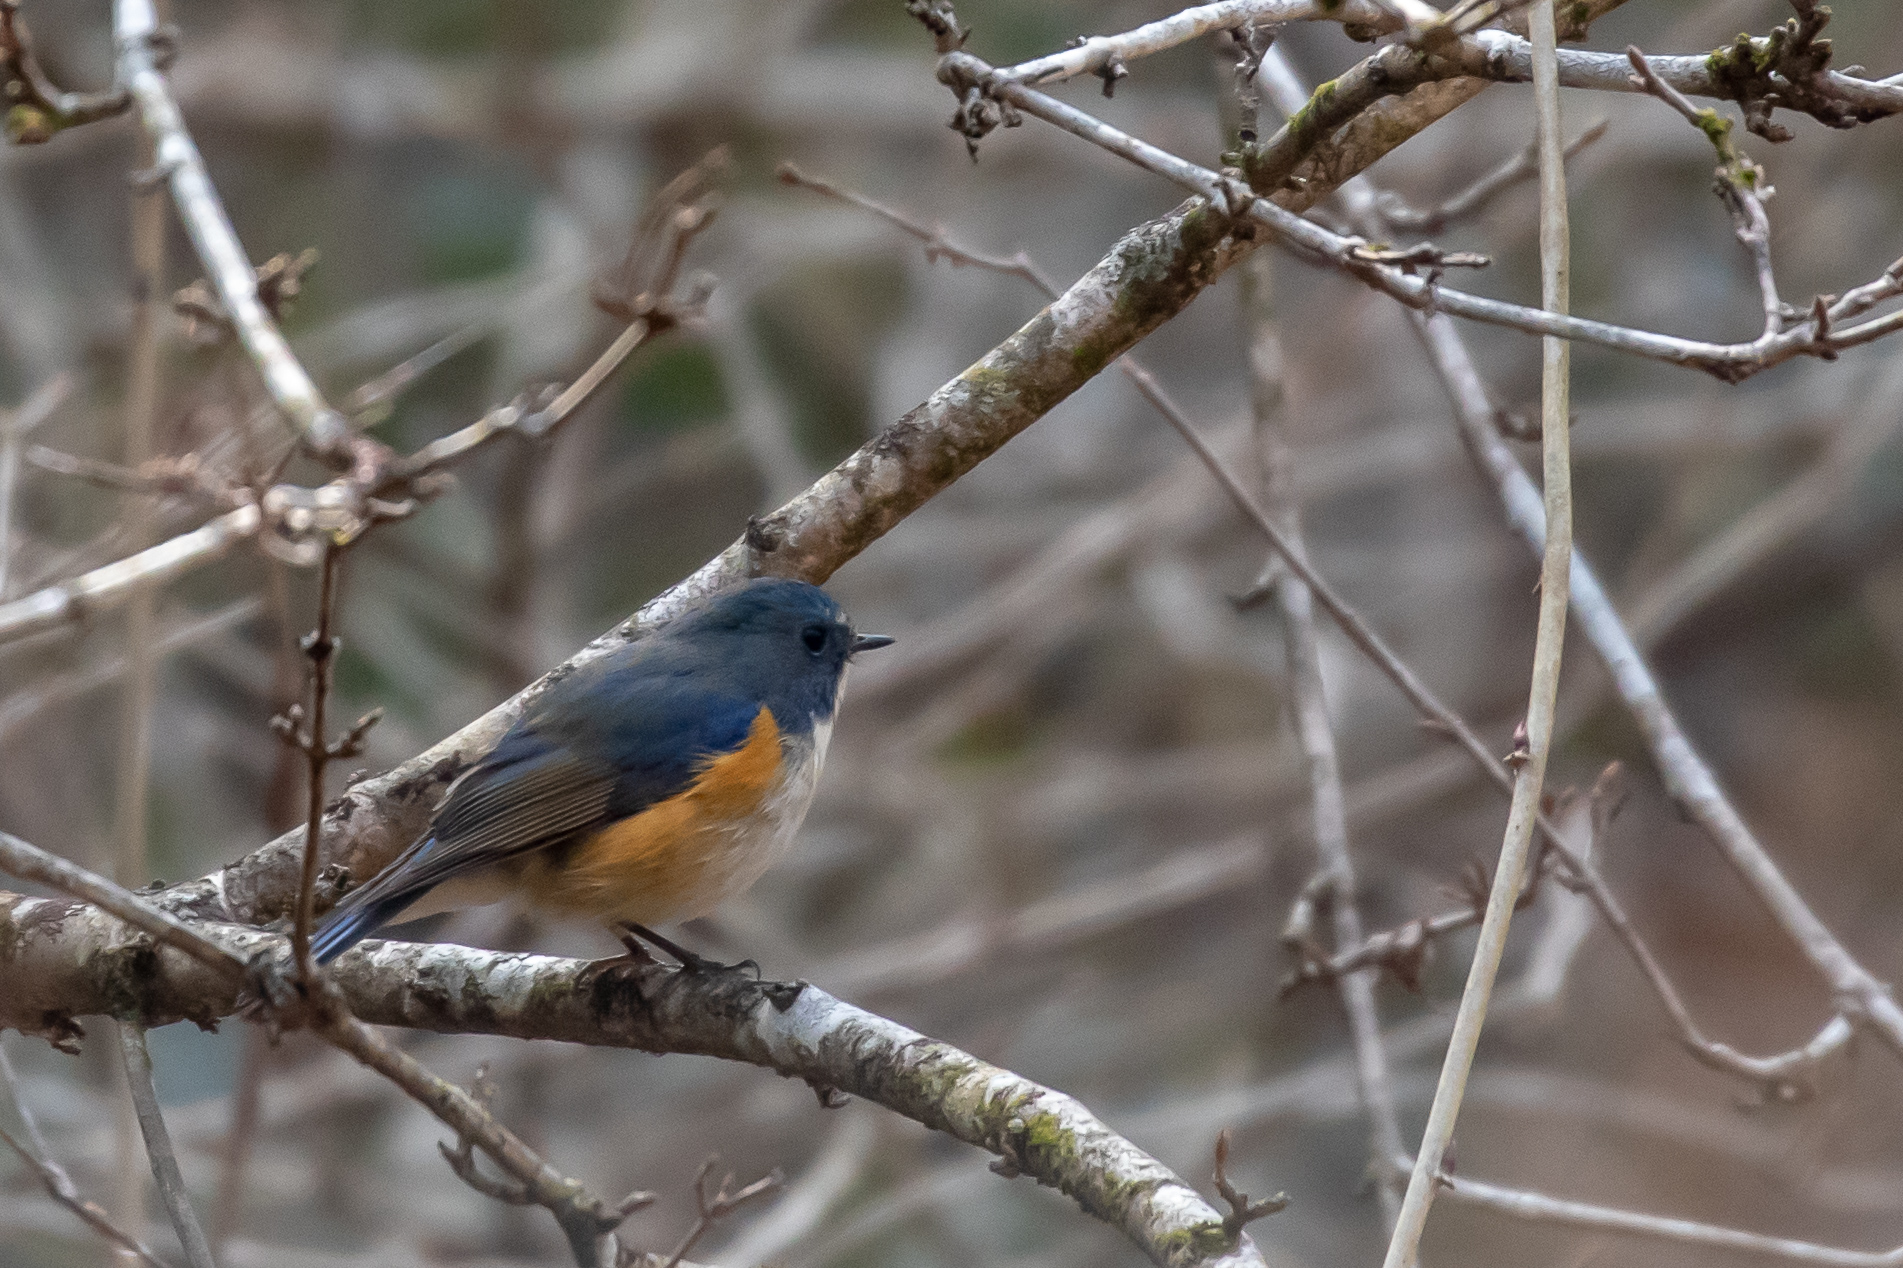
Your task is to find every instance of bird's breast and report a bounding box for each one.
[536,706,828,924]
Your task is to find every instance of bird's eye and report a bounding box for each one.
[801,625,828,653]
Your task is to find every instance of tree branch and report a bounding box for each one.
[117,1023,216,1268]
[112,0,351,462]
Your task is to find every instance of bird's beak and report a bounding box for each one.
[850,633,896,655]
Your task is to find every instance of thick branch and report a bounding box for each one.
[0,896,1269,1268]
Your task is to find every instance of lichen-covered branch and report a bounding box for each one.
[0,902,1270,1268]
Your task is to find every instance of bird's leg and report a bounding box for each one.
[611,923,664,965]
[613,922,759,978]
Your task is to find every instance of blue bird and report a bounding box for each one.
[310,578,893,965]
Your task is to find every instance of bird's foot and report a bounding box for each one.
[613,922,759,978]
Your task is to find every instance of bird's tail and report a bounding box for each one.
[309,838,433,965]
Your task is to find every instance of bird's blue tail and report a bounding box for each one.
[310,841,433,964]
[310,902,389,965]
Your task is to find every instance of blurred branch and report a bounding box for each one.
[1625,383,1903,644]
[987,0,1405,91]
[1439,1171,1903,1267]
[113,0,351,462]
[0,151,724,649]
[819,835,1262,997]
[1240,228,1404,1217]
[1374,119,1607,232]
[1,1036,170,1268]
[0,1120,170,1267]
[711,1108,876,1268]
[117,1024,215,1268]
[0,374,69,599]
[0,0,128,144]
[0,505,263,644]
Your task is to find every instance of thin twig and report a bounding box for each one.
[1210,1130,1288,1238]
[1439,1171,1903,1267]
[1625,46,1783,340]
[656,1160,785,1268]
[0,1120,171,1267]
[1383,12,1572,1263]
[112,0,350,461]
[0,374,71,599]
[1241,233,1404,1218]
[117,1024,216,1268]
[1375,119,1608,232]
[288,540,347,979]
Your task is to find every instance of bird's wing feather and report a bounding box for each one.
[346,676,767,905]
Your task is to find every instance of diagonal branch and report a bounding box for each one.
[0,1040,170,1268]
[112,0,351,462]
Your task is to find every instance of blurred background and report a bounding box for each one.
[5,0,1903,1265]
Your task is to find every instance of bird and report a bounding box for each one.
[309,577,893,965]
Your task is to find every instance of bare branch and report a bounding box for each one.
[989,0,1405,90]
[0,374,71,598]
[0,1121,171,1267]
[1440,1171,1903,1267]
[1626,46,1783,340]
[117,1024,215,1268]
[930,45,1903,381]
[112,0,351,461]
[1383,13,1574,1259]
[1375,119,1608,232]
[0,0,128,143]
[1408,306,1901,1075]
[0,1039,170,1267]
[653,1160,785,1268]
[1210,1130,1288,1239]
[0,505,263,644]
